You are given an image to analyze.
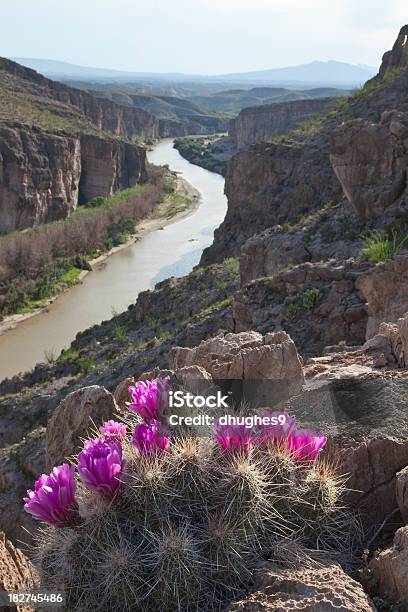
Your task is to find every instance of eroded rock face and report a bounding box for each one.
[373,24,408,81]
[233,260,368,355]
[370,525,408,603]
[356,254,408,338]
[332,437,408,524]
[0,531,37,603]
[330,112,408,219]
[228,562,376,611]
[229,97,338,149]
[79,134,147,202]
[0,125,81,233]
[172,330,304,405]
[45,385,117,468]
[200,137,342,264]
[172,331,303,381]
[363,312,408,368]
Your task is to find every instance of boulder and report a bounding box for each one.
[356,255,408,339]
[370,525,408,603]
[228,562,376,611]
[46,386,117,469]
[330,437,408,524]
[363,313,408,368]
[0,532,37,611]
[396,465,408,524]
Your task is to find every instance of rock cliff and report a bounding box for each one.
[229,97,338,150]
[0,58,155,233]
[0,124,147,232]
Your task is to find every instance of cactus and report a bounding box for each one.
[28,381,361,611]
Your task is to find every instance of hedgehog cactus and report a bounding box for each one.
[28,378,358,612]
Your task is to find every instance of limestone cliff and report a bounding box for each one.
[229,97,338,150]
[202,25,408,265]
[0,123,147,232]
[0,58,156,233]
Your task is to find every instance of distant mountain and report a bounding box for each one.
[11,58,378,87]
[220,61,377,86]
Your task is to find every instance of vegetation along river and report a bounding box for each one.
[0,139,227,381]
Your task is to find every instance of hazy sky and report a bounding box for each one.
[1,0,407,73]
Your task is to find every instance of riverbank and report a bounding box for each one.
[0,175,200,337]
[173,134,232,176]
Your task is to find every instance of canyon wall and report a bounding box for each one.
[229,97,338,149]
[0,123,147,233]
[0,58,159,141]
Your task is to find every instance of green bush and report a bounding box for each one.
[360,229,408,263]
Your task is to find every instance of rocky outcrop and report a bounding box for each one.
[45,385,117,468]
[0,124,81,232]
[370,525,408,603]
[0,428,45,545]
[0,57,158,141]
[331,437,408,524]
[0,124,147,232]
[356,254,408,338]
[172,330,304,406]
[330,111,408,219]
[0,531,37,608]
[201,137,342,263]
[229,562,376,611]
[79,134,147,202]
[239,201,363,287]
[372,24,408,81]
[233,260,368,355]
[363,311,408,368]
[229,97,338,149]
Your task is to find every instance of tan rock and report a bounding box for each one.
[228,562,376,611]
[331,437,408,524]
[396,465,408,524]
[0,531,37,611]
[370,525,408,603]
[46,386,118,468]
[356,255,408,339]
[113,376,135,412]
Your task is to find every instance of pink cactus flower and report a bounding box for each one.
[77,438,123,497]
[132,420,170,455]
[257,410,296,444]
[127,377,170,422]
[214,421,253,453]
[23,464,78,527]
[286,429,328,461]
[99,420,127,441]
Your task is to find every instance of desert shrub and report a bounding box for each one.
[360,228,408,263]
[302,288,323,311]
[26,380,361,612]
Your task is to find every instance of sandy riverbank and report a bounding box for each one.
[0,176,200,337]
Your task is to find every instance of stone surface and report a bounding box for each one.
[113,376,135,412]
[371,24,408,81]
[396,465,408,523]
[229,97,338,149]
[0,428,46,545]
[45,385,117,468]
[362,312,408,368]
[356,255,408,338]
[330,437,408,524]
[233,260,369,355]
[172,330,304,405]
[370,525,408,603]
[330,112,408,220]
[0,531,37,609]
[228,562,376,611]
